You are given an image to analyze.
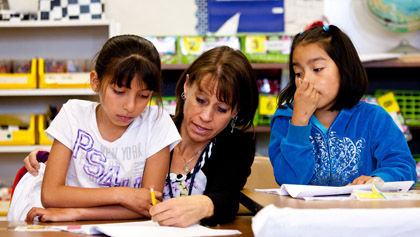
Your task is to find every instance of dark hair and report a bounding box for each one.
[278,25,368,111]
[173,46,259,131]
[94,35,162,107]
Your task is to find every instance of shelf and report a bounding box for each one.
[0,89,95,96]
[363,60,420,68]
[363,55,420,68]
[251,63,288,70]
[161,63,288,70]
[0,20,112,28]
[0,145,50,153]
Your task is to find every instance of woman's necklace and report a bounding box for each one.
[177,145,203,173]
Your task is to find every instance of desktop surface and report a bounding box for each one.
[0,216,253,237]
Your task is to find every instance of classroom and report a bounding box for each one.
[1,0,420,236]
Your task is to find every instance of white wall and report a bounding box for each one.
[324,0,420,54]
[104,0,197,36]
[105,0,420,54]
[12,0,420,53]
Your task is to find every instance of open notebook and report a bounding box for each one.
[15,220,241,236]
[256,181,414,200]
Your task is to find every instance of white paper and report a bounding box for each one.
[256,181,414,199]
[215,13,241,36]
[284,0,324,35]
[51,221,241,236]
[252,204,420,237]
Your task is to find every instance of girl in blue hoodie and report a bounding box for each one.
[268,24,417,186]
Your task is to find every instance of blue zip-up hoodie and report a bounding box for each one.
[268,101,417,186]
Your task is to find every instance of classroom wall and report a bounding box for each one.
[105,0,420,54]
[104,0,197,36]
[324,0,420,54]
[13,0,420,54]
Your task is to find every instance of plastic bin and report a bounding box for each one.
[38,58,91,88]
[179,36,241,64]
[38,114,53,145]
[0,114,35,145]
[241,34,291,63]
[257,94,277,126]
[145,36,180,64]
[0,59,37,89]
[375,90,420,126]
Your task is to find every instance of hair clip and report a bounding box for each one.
[299,31,304,35]
[323,25,330,31]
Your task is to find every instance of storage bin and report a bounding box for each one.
[0,59,37,89]
[241,34,291,63]
[145,36,180,64]
[179,36,241,64]
[38,58,91,88]
[38,114,53,145]
[257,94,277,126]
[375,90,420,126]
[150,97,177,116]
[0,114,35,145]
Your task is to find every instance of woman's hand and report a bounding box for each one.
[24,148,46,176]
[149,195,214,227]
[117,187,162,218]
[291,78,319,126]
[25,207,80,222]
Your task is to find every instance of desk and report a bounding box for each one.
[240,188,420,214]
[0,216,253,237]
[242,189,420,236]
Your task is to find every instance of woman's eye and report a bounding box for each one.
[140,94,150,99]
[314,68,323,72]
[113,89,124,95]
[217,107,228,113]
[196,97,205,104]
[295,72,303,77]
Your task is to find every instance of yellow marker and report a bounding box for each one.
[150,185,156,206]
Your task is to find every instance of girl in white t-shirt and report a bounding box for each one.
[8,35,181,221]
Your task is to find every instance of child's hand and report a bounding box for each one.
[348,175,374,185]
[24,148,46,176]
[25,207,80,222]
[118,187,162,218]
[291,77,319,126]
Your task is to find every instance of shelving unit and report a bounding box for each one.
[0,20,119,180]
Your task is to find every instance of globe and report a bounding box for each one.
[367,0,420,33]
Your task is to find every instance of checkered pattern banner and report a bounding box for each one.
[39,0,104,20]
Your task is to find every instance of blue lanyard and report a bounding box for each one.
[166,144,209,198]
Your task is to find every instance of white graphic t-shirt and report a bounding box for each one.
[46,99,181,188]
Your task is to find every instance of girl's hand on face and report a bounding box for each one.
[291,77,319,126]
[24,148,46,176]
[149,195,214,228]
[118,187,162,218]
[25,207,80,222]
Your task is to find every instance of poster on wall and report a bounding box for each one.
[207,0,285,33]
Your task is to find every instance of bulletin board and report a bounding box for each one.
[207,0,285,33]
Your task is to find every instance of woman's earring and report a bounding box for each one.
[181,92,186,100]
[230,115,238,133]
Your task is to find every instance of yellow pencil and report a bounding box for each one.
[150,185,156,206]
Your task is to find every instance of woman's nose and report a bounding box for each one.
[200,106,214,121]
